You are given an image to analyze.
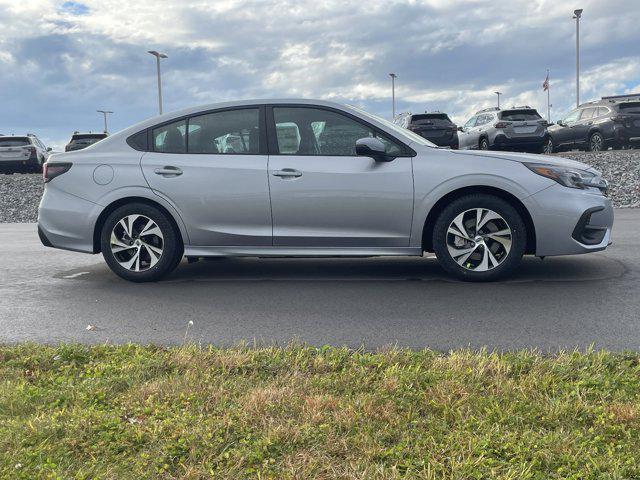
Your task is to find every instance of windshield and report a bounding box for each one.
[349,105,437,147]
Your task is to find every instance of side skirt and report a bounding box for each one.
[183,246,423,258]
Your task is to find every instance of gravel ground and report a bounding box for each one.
[1,150,638,222]
[554,150,640,208]
[0,173,43,223]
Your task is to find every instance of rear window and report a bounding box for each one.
[71,134,107,141]
[0,137,31,147]
[618,102,640,114]
[411,114,452,125]
[499,110,542,121]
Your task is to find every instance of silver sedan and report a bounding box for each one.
[38,99,613,282]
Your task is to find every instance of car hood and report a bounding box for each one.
[446,149,598,173]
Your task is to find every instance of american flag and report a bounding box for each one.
[542,72,549,91]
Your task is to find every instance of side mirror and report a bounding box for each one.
[556,120,564,126]
[355,137,394,162]
[46,147,53,152]
[457,126,464,132]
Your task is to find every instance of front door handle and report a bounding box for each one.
[272,168,302,178]
[154,166,183,177]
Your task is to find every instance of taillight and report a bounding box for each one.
[494,122,510,129]
[43,162,72,183]
[612,115,631,123]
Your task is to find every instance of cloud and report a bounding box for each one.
[0,0,638,149]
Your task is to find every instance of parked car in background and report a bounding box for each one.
[547,94,640,153]
[394,112,458,148]
[0,133,50,172]
[39,99,612,283]
[65,132,108,152]
[458,107,549,153]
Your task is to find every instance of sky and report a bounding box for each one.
[0,0,639,150]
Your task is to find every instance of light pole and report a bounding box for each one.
[573,8,583,107]
[96,110,113,134]
[495,91,502,109]
[389,73,397,119]
[148,50,168,115]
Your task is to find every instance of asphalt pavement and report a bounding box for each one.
[1,209,639,350]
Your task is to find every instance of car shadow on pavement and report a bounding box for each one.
[156,254,625,284]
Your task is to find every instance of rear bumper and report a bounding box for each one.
[491,133,546,150]
[38,184,98,253]
[613,124,640,144]
[0,157,39,168]
[524,184,613,257]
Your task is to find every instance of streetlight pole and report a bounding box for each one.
[389,73,397,119]
[148,50,168,115]
[495,91,502,109]
[573,9,583,108]
[96,110,113,134]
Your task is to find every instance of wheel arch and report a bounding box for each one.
[421,186,536,254]
[92,196,185,253]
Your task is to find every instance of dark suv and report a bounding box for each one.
[547,94,640,152]
[65,132,108,152]
[395,112,458,148]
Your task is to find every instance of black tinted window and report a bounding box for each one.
[0,137,30,147]
[618,102,640,114]
[153,120,186,153]
[272,107,403,156]
[411,114,452,125]
[500,110,542,121]
[188,108,260,154]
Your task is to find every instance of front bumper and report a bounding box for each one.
[524,184,613,257]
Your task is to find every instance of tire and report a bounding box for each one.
[542,137,554,154]
[479,137,490,150]
[100,203,183,282]
[588,132,605,152]
[432,194,527,281]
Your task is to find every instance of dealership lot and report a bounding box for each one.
[0,208,638,350]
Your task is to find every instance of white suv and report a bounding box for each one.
[0,134,51,172]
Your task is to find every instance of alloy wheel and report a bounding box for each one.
[543,138,554,154]
[590,133,603,152]
[110,214,164,272]
[446,208,512,271]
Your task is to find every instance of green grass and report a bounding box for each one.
[1,344,639,479]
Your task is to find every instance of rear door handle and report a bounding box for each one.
[154,166,183,176]
[272,168,302,178]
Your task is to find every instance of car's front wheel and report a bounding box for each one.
[432,194,527,281]
[479,137,490,150]
[100,203,183,282]
[542,137,554,154]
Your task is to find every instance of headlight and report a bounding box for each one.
[524,163,608,193]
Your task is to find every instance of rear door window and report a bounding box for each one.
[579,108,597,120]
[153,119,187,153]
[187,108,260,154]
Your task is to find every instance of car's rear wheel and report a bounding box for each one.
[100,203,183,282]
[479,137,490,150]
[588,132,605,152]
[432,194,527,281]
